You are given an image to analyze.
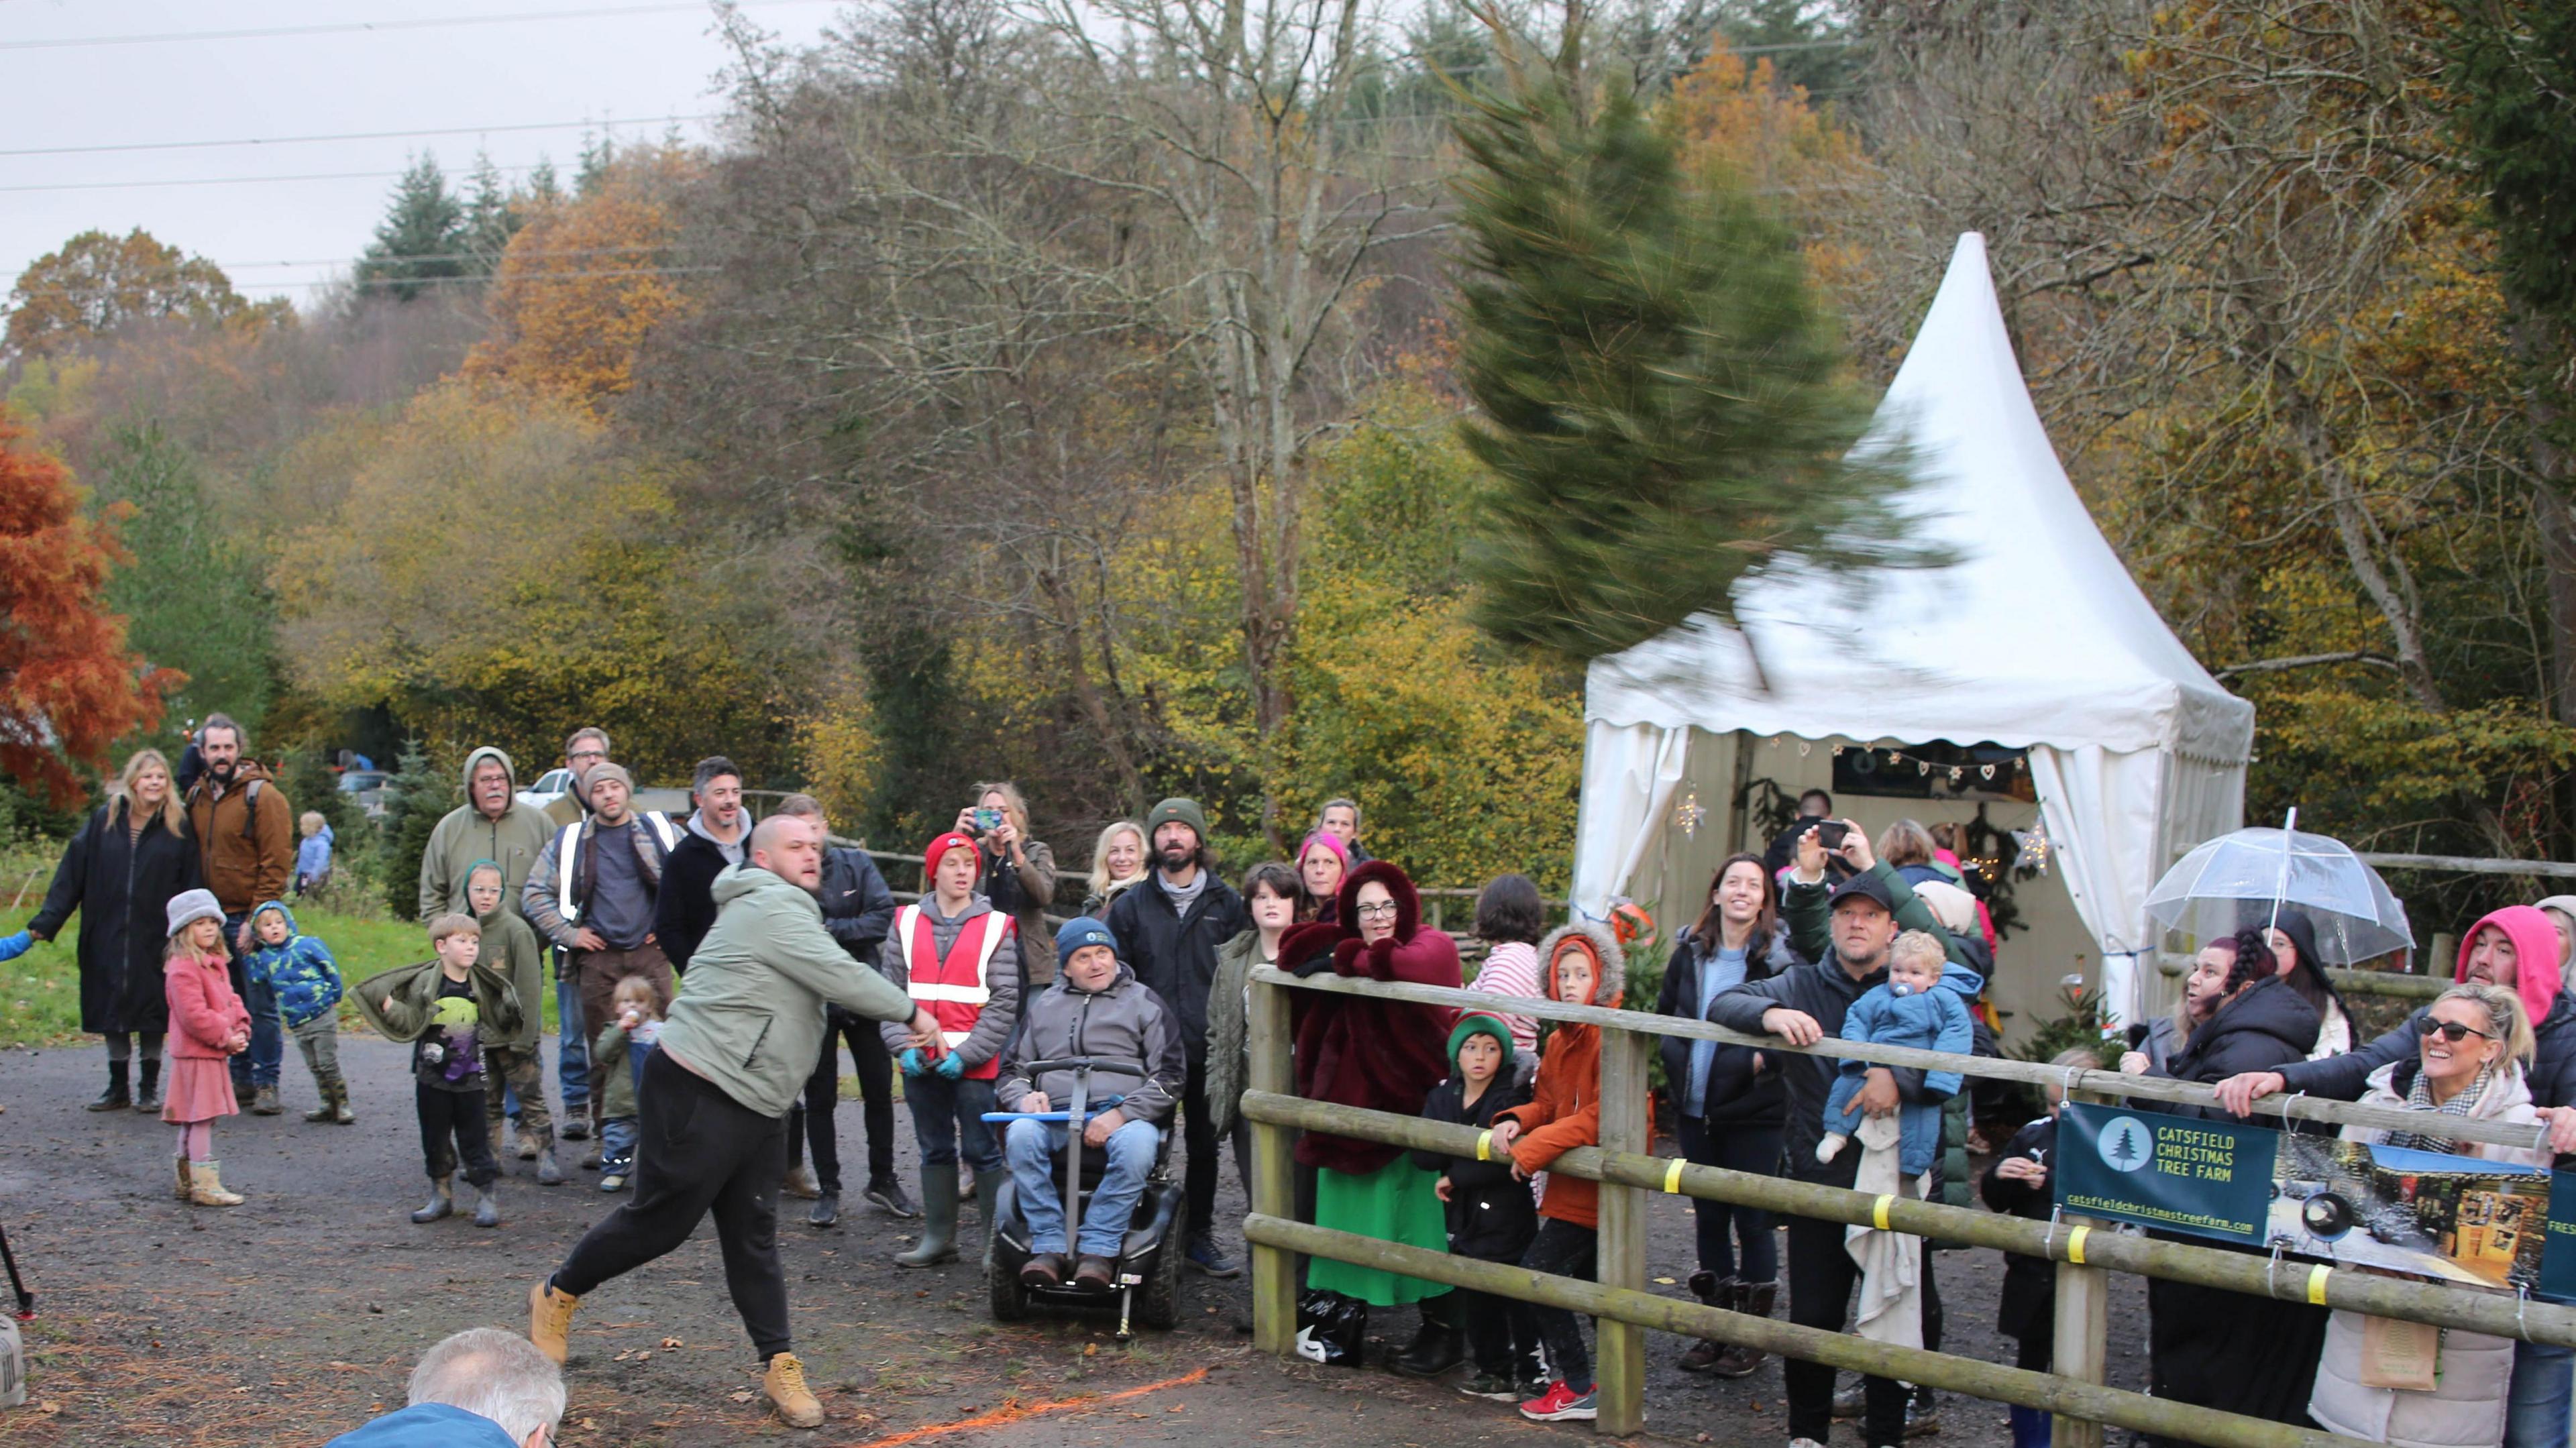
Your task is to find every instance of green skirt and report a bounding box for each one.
[1306,1156,1450,1306]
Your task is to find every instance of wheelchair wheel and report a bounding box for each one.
[1134,1235,1185,1329]
[987,1240,1030,1322]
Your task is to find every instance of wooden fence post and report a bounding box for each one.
[2052,1089,2112,1448]
[1248,975,1299,1356]
[1593,1022,1651,1435]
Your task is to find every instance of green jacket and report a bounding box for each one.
[353,958,526,1046]
[656,863,918,1118]
[417,746,556,920]
[592,1021,643,1120]
[473,905,546,1052]
[1782,860,1972,973]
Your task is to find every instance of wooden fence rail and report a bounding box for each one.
[1244,965,2567,1443]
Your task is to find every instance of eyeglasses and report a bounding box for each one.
[1355,901,1400,919]
[2420,1018,2497,1044]
[569,748,606,762]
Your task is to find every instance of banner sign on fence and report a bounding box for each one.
[2058,1102,2551,1294]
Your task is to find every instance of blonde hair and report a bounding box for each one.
[2434,983,2534,1066]
[1876,819,1937,870]
[112,748,187,838]
[429,912,482,946]
[973,781,1030,836]
[299,810,326,837]
[611,974,666,1020]
[164,917,223,960]
[1088,820,1144,896]
[1890,928,1947,973]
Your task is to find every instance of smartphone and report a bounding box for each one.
[1811,820,1849,851]
[973,807,1004,832]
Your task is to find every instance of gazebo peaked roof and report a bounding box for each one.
[1584,233,2254,764]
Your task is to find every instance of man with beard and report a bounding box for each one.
[1104,797,1249,1277]
[539,726,612,1139]
[529,814,945,1429]
[185,713,298,1113]
[523,764,680,1143]
[655,757,751,973]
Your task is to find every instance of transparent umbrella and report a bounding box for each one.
[2145,809,2415,966]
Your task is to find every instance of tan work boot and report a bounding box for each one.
[187,1161,244,1207]
[528,1278,581,1365]
[763,1351,824,1429]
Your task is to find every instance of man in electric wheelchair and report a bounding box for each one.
[996,918,1189,1293]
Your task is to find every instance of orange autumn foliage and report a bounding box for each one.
[1664,37,1878,296]
[0,418,174,803]
[464,160,696,410]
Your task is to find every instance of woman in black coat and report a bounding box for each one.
[1655,850,1803,1376]
[26,749,202,1112]
[2141,930,2328,1445]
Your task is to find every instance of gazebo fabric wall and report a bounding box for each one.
[1567,235,2256,1028]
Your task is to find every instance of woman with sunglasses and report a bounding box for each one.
[2308,983,2545,1448]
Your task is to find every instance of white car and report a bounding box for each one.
[517,768,580,814]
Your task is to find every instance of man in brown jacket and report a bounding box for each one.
[185,713,297,1113]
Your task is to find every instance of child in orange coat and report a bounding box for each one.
[162,889,252,1207]
[1484,920,1635,1423]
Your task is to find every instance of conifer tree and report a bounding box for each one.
[1450,37,1914,663]
[379,739,454,920]
[460,150,523,275]
[356,154,467,302]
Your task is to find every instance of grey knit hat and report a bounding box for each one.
[165,889,223,939]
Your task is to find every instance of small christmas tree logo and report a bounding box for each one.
[2098,1116,2155,1174]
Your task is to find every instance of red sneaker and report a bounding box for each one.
[1518,1382,1598,1421]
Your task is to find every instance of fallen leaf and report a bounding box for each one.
[635,1351,653,1361]
[1654,1276,1676,1285]
[730,1391,757,1404]
[327,1361,366,1371]
[579,1419,597,1431]
[661,1337,684,1349]
[36,1401,59,1414]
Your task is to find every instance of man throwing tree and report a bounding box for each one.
[528,814,943,1429]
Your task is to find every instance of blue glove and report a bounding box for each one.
[0,930,30,963]
[899,1048,926,1077]
[935,1050,965,1080]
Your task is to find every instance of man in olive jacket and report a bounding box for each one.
[529,814,943,1431]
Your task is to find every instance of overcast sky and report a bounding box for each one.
[1,0,847,307]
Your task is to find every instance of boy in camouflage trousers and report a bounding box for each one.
[468,860,561,1186]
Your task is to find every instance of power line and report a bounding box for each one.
[0,164,552,196]
[0,113,718,161]
[0,0,845,51]
[7,265,722,297]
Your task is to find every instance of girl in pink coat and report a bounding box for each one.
[162,890,251,1207]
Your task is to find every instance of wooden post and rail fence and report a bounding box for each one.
[1240,964,2576,1446]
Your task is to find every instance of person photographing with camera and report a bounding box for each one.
[955,783,1059,987]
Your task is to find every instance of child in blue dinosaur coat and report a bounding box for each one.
[1816,929,1972,1175]
[246,899,351,1124]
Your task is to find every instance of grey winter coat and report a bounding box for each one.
[996,961,1186,1124]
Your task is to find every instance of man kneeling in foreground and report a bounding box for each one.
[1002,917,1187,1288]
[528,814,945,1429]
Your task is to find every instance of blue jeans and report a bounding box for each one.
[554,957,589,1115]
[600,1044,653,1172]
[1006,1115,1159,1258]
[2508,1339,2574,1448]
[1823,1065,1939,1176]
[902,1072,1002,1172]
[224,913,283,1091]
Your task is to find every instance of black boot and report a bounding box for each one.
[1678,1270,1735,1373]
[1392,1294,1466,1378]
[132,1057,162,1113]
[1711,1279,1776,1378]
[88,1060,131,1111]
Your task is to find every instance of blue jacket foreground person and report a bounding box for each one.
[1000,917,1187,1291]
[528,814,946,1431]
[327,1328,564,1448]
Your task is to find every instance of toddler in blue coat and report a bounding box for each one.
[1817,929,1972,1174]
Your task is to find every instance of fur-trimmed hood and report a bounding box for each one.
[1536,920,1625,1009]
[1289,857,1464,1175]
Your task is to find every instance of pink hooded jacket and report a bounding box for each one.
[2455,905,2565,1029]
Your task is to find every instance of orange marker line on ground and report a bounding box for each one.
[837,1366,1212,1448]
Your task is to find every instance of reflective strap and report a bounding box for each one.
[941,1029,972,1048]
[1872,1194,1894,1231]
[1475,1130,1493,1162]
[2066,1225,2090,1265]
[2307,1265,2332,1304]
[909,982,993,1005]
[555,823,583,924]
[973,911,1010,975]
[1662,1159,1686,1194]
[645,810,680,853]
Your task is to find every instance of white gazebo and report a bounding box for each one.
[1568,233,2255,1030]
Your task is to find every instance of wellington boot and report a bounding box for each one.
[1678,1272,1736,1374]
[473,1184,501,1228]
[894,1170,960,1267]
[764,1351,825,1429]
[971,1168,1006,1223]
[173,1154,192,1201]
[187,1160,244,1207]
[411,1174,454,1223]
[331,1079,355,1125]
[89,1061,131,1112]
[1710,1280,1777,1379]
[133,1058,162,1113]
[535,1144,566,1187]
[528,1278,581,1365]
[306,1078,340,1123]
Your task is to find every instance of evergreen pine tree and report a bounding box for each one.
[355,154,468,302]
[1449,41,1917,663]
[460,150,521,275]
[97,422,277,734]
[379,739,455,920]
[527,157,564,207]
[575,131,616,197]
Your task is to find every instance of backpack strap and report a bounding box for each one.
[240,779,262,842]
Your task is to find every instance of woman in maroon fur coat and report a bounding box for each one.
[1287,858,1466,1374]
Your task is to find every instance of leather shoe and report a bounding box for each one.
[1075,1255,1116,1290]
[1021,1253,1066,1287]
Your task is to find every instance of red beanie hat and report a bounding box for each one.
[922,831,980,882]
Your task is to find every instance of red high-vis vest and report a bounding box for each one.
[894,903,1010,1080]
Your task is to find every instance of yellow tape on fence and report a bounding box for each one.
[1664,1159,1686,1194]
[2067,1226,2090,1264]
[1872,1194,1894,1231]
[2308,1266,2332,1305]
[1476,1130,1493,1162]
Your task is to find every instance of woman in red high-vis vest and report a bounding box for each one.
[875,831,1022,1268]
